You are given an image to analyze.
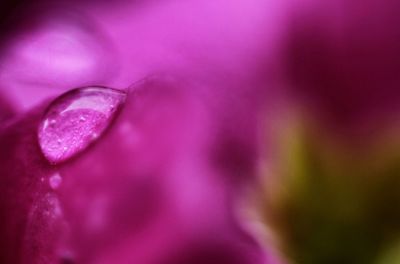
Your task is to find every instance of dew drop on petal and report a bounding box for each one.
[38,86,126,164]
[49,173,63,190]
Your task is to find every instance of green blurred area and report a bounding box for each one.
[263,125,400,264]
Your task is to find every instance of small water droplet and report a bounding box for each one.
[49,173,63,190]
[38,87,126,164]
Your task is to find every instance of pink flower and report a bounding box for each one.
[0,76,269,263]
[0,0,286,263]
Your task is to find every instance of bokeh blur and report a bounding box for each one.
[0,0,399,264]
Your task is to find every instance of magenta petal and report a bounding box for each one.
[0,93,16,123]
[0,75,272,263]
[0,104,59,264]
[48,76,267,264]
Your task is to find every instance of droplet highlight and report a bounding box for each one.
[38,87,126,164]
[49,173,63,190]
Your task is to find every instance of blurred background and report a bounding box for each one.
[0,0,399,263]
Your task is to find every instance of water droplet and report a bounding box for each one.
[49,173,63,190]
[38,87,126,164]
